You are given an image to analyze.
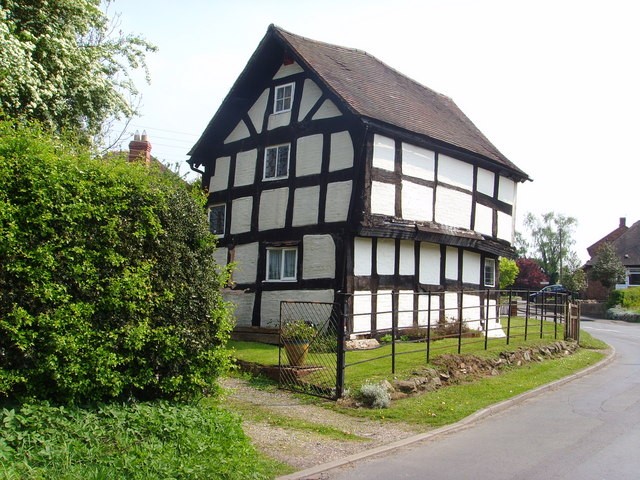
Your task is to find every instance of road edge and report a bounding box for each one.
[277,345,616,480]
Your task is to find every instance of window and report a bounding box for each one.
[266,247,297,281]
[264,144,290,180]
[274,83,294,113]
[484,258,496,287]
[208,204,226,236]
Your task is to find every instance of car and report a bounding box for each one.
[529,284,571,301]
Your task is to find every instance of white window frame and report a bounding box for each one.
[484,258,496,287]
[263,144,290,180]
[273,82,294,114]
[266,247,298,282]
[208,204,226,236]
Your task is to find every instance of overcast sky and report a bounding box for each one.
[110,0,639,262]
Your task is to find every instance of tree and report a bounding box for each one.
[499,257,519,289]
[514,258,549,290]
[0,121,232,403]
[512,231,529,258]
[589,242,625,289]
[562,267,587,295]
[0,0,156,143]
[524,212,577,284]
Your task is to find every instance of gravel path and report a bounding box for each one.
[221,377,422,470]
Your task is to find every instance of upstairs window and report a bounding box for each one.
[274,83,294,113]
[208,204,226,236]
[264,144,290,180]
[266,247,297,281]
[484,258,496,287]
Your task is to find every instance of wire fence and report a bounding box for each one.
[277,289,579,399]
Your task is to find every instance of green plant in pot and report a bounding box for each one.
[281,320,316,366]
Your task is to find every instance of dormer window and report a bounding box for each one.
[264,144,290,180]
[274,83,294,113]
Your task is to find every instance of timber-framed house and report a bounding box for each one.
[188,25,530,336]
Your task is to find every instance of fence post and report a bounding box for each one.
[484,289,490,350]
[525,290,530,341]
[335,298,346,399]
[506,289,512,345]
[457,291,463,354]
[391,290,398,375]
[426,292,432,363]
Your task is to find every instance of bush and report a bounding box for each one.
[358,382,391,409]
[606,287,640,309]
[0,400,274,479]
[0,121,233,403]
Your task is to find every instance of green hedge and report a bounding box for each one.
[0,121,233,403]
[607,286,640,309]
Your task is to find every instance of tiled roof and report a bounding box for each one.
[273,26,528,178]
[611,220,640,266]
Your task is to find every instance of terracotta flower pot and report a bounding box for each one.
[283,340,310,366]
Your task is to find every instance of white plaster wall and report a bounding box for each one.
[230,197,252,234]
[435,187,472,229]
[209,156,230,192]
[213,247,228,268]
[354,237,372,276]
[376,239,395,275]
[399,240,414,275]
[303,235,335,279]
[462,293,482,330]
[443,292,459,320]
[402,143,435,180]
[353,291,372,334]
[477,168,495,196]
[498,176,516,204]
[259,187,288,231]
[298,79,323,121]
[371,181,395,216]
[445,246,459,280]
[224,290,255,327]
[232,242,258,284]
[224,120,250,144]
[474,203,493,237]
[497,211,514,243]
[234,149,257,187]
[376,290,393,331]
[417,293,441,327]
[325,181,352,222]
[372,134,395,171]
[486,299,506,338]
[261,289,334,328]
[438,154,473,190]
[402,180,433,222]
[272,62,304,79]
[329,131,354,172]
[312,99,341,120]
[296,134,323,176]
[398,290,414,328]
[292,186,319,226]
[462,251,481,285]
[419,242,441,285]
[267,111,291,130]
[247,89,269,134]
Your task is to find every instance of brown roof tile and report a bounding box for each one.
[274,26,528,178]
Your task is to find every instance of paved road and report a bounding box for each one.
[323,319,640,480]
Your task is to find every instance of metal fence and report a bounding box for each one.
[278,289,578,399]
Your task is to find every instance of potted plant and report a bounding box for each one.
[281,320,316,366]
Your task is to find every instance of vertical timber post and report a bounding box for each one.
[335,297,346,399]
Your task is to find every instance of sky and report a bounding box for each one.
[109,0,639,263]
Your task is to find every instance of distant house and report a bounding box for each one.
[187,25,530,336]
[584,217,640,299]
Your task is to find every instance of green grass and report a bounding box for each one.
[0,400,290,480]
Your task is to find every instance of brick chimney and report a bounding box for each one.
[128,130,152,165]
[620,217,626,228]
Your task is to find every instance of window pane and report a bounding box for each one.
[265,148,277,178]
[268,250,282,280]
[283,249,297,278]
[276,145,289,177]
[209,205,225,234]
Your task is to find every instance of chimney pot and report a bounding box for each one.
[128,130,152,165]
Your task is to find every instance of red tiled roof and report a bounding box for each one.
[273,26,528,178]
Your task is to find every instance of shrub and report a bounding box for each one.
[0,121,233,403]
[606,287,640,309]
[358,382,391,409]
